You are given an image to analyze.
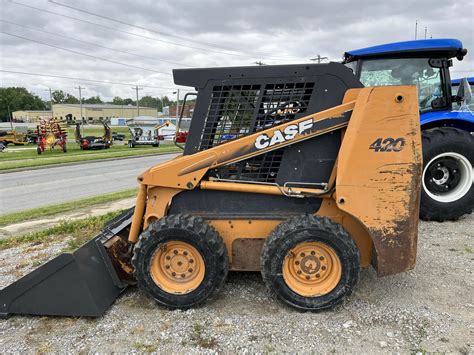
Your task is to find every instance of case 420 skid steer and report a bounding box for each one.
[0,63,422,316]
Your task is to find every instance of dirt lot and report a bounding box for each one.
[0,214,473,353]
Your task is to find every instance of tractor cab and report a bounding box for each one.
[343,39,468,118]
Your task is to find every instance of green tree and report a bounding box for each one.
[111,96,124,105]
[64,94,80,104]
[51,89,66,104]
[139,96,161,110]
[0,87,46,121]
[51,90,79,104]
[122,98,135,106]
[83,96,103,104]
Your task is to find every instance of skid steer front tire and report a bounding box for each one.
[420,127,473,221]
[132,215,228,309]
[261,215,360,311]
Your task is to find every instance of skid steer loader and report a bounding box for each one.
[0,63,422,317]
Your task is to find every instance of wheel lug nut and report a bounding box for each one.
[189,259,194,263]
[165,265,170,269]
[183,251,188,256]
[173,250,178,255]
[321,266,326,270]
[319,256,324,261]
[295,261,300,265]
[305,275,310,280]
[166,256,171,260]
[316,273,320,278]
[297,270,302,274]
[188,268,193,273]
[300,253,305,257]
[181,274,186,278]
[311,251,315,256]
[172,272,176,276]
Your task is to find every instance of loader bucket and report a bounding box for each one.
[0,209,133,317]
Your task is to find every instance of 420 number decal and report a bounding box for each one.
[369,137,406,152]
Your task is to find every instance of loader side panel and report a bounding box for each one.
[336,86,422,276]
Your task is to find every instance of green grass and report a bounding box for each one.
[0,211,121,250]
[0,188,138,227]
[0,143,180,170]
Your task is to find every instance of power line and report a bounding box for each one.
[0,20,195,68]
[0,31,172,75]
[0,69,176,89]
[9,1,263,60]
[49,0,300,60]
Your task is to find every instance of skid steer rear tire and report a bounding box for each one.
[420,127,473,221]
[132,214,228,309]
[261,215,360,311]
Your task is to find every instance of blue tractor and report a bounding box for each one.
[343,39,473,221]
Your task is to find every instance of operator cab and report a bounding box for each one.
[343,39,468,113]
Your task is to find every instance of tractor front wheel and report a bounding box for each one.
[261,215,360,311]
[132,215,228,309]
[36,147,42,155]
[421,128,473,221]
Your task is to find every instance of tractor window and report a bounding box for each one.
[359,58,444,113]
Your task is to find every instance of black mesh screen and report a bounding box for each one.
[204,81,315,182]
[199,84,261,151]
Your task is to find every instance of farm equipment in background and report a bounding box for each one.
[36,118,68,154]
[0,63,423,317]
[452,77,474,111]
[128,120,171,148]
[112,132,126,141]
[0,126,29,146]
[75,121,112,150]
[343,38,473,221]
[175,131,188,143]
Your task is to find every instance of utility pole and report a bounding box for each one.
[174,89,180,122]
[310,54,328,64]
[76,86,85,136]
[45,88,53,119]
[133,85,143,117]
[7,103,12,130]
[415,20,418,40]
[424,26,427,39]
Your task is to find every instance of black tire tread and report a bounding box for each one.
[261,214,360,311]
[132,214,228,309]
[420,127,473,221]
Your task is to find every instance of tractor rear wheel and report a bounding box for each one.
[261,215,360,311]
[132,215,228,309]
[421,127,473,221]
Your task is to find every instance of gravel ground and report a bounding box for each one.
[0,214,473,353]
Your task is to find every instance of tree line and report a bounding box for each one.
[0,87,178,121]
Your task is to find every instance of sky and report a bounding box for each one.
[0,0,473,102]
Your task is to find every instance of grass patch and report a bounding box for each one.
[0,142,180,171]
[191,322,218,349]
[0,211,121,250]
[132,341,157,353]
[0,188,137,227]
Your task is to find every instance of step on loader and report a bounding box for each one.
[0,63,422,317]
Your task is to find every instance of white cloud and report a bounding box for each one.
[0,0,472,101]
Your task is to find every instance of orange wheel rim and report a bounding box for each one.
[283,241,341,297]
[150,241,205,294]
